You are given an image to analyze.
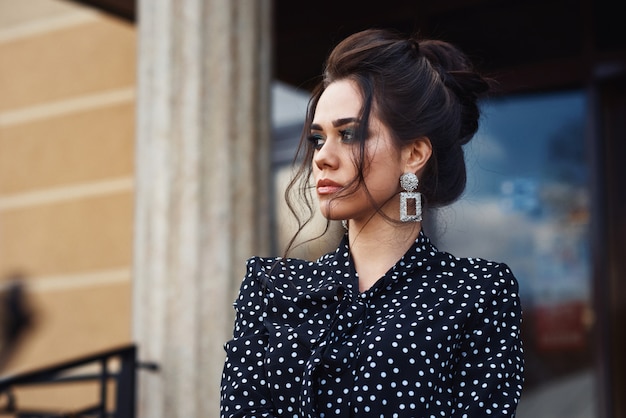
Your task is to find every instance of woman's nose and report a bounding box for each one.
[313,140,339,170]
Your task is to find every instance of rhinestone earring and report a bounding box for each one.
[399,172,422,222]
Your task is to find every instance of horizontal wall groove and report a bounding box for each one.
[0,177,134,211]
[1,267,131,293]
[0,87,135,127]
[0,9,102,44]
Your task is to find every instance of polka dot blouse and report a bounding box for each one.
[221,231,524,417]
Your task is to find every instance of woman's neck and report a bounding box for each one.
[347,218,421,292]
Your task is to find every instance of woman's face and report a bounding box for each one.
[310,79,405,223]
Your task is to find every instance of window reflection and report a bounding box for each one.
[429,91,595,417]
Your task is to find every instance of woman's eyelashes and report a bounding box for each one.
[339,128,356,143]
[308,128,357,150]
[308,133,326,150]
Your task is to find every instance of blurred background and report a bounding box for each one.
[0,0,624,417]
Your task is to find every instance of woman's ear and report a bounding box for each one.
[402,137,432,174]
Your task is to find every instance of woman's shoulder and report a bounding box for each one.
[244,252,336,282]
[439,251,520,292]
[238,253,341,303]
[245,255,322,271]
[418,232,518,288]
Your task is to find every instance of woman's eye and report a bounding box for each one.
[340,129,356,143]
[308,134,325,150]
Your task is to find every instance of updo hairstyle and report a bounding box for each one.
[285,28,490,243]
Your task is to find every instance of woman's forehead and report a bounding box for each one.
[313,80,362,122]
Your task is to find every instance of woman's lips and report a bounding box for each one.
[317,185,341,195]
[317,180,342,195]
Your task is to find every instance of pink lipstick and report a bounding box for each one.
[317,179,342,195]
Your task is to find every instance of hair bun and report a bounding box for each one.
[442,70,489,97]
[417,40,490,146]
[419,40,489,99]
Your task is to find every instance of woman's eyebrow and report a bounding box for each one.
[333,117,358,127]
[310,118,358,131]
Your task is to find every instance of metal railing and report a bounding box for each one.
[0,345,140,418]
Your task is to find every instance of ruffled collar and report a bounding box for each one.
[318,229,437,298]
[283,229,438,416]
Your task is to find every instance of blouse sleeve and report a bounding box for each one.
[452,263,525,417]
[220,258,277,418]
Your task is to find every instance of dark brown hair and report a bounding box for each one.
[284,28,490,253]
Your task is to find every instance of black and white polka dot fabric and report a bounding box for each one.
[221,231,524,417]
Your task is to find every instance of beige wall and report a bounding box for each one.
[0,0,135,406]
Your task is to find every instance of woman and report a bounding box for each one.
[221,28,524,417]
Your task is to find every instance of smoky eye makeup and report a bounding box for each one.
[339,128,356,143]
[307,132,325,150]
[307,126,361,150]
[307,117,364,150]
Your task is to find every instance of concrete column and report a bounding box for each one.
[132,1,272,417]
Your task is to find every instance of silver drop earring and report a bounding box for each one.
[399,172,422,222]
[341,220,349,230]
